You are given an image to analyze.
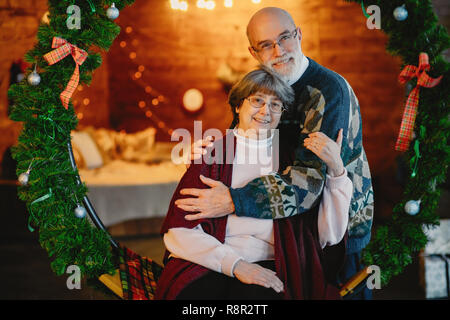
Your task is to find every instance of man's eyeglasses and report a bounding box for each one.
[251,29,298,55]
[246,96,285,113]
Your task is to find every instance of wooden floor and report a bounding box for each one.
[0,184,429,300]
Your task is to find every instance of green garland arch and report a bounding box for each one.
[7,0,450,288]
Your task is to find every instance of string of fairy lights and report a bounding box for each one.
[170,0,261,11]
[74,25,176,137]
[120,25,177,137]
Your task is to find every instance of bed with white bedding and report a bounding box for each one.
[72,127,187,227]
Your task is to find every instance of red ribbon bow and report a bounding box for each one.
[395,52,442,151]
[43,37,88,109]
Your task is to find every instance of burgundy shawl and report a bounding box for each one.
[154,133,346,300]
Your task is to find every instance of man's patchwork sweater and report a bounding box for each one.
[229,57,374,254]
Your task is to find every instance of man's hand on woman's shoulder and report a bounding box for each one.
[175,175,235,220]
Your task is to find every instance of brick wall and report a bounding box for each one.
[0,0,448,178]
[107,0,406,174]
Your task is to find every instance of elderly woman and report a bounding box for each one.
[155,67,352,300]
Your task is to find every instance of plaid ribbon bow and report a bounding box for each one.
[43,37,88,109]
[395,52,443,151]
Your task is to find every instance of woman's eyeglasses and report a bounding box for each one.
[246,96,285,113]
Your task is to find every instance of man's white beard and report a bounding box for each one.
[267,52,303,85]
[277,62,302,85]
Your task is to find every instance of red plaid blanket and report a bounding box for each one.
[118,245,163,300]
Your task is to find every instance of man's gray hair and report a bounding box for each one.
[228,66,295,125]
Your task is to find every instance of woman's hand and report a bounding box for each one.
[304,129,344,177]
[233,260,284,293]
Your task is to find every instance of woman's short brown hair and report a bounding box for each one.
[228,66,295,127]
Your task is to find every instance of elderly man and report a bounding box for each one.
[175,7,374,299]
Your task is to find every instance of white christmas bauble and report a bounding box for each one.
[107,3,119,20]
[18,172,29,186]
[405,200,420,215]
[74,205,87,219]
[393,5,408,21]
[27,71,41,86]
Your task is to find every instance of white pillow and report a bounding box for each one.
[71,131,104,169]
